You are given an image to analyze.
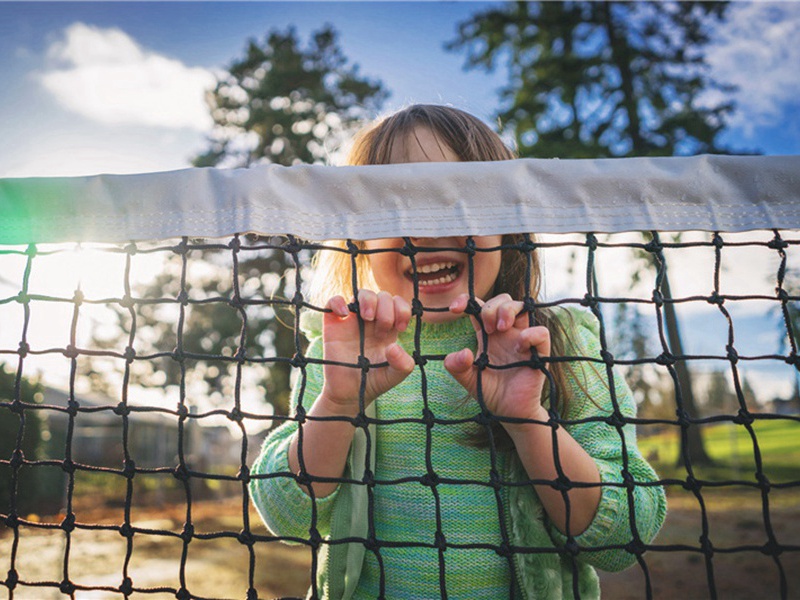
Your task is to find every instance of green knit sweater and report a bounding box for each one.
[250,310,666,599]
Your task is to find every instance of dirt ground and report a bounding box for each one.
[1,487,798,600]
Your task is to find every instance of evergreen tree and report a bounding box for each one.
[449,1,735,465]
[448,1,735,158]
[90,27,387,418]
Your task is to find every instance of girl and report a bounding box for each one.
[250,105,666,599]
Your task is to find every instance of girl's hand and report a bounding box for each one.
[444,293,550,426]
[319,290,415,414]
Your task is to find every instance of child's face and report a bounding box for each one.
[363,127,502,323]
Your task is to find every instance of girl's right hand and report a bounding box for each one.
[318,290,415,414]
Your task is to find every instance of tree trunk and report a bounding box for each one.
[661,271,714,467]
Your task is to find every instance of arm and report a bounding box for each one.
[445,294,600,535]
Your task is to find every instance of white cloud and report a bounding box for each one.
[37,22,216,131]
[704,2,800,137]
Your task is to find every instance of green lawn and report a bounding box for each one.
[639,417,800,484]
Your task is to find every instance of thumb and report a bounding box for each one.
[385,343,415,379]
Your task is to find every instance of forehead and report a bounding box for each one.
[388,126,459,164]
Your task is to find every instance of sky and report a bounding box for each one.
[0,1,799,179]
[0,1,798,407]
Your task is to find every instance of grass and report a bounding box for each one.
[639,417,800,484]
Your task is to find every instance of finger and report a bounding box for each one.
[448,293,472,315]
[394,295,412,332]
[326,295,350,318]
[385,343,415,377]
[496,300,524,332]
[374,291,395,335]
[515,326,551,356]
[357,289,378,321]
[444,348,477,396]
[480,294,514,334]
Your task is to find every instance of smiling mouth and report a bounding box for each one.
[408,261,461,287]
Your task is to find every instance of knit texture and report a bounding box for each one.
[249,309,666,599]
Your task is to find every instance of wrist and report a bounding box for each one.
[500,405,550,439]
[312,391,363,419]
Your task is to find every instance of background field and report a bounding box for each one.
[2,420,798,599]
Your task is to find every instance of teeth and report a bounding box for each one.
[417,269,458,287]
[417,261,455,274]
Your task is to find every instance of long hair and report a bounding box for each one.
[309,104,574,448]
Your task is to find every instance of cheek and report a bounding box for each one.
[474,252,503,300]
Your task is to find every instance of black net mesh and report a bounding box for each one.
[1,230,799,599]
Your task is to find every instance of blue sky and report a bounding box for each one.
[0,1,799,178]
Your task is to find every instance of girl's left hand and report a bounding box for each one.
[444,293,551,426]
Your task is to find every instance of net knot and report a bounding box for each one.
[585,233,598,251]
[294,405,306,423]
[72,289,85,305]
[227,407,244,422]
[122,459,137,479]
[465,297,482,317]
[176,403,190,420]
[655,352,675,366]
[421,408,435,428]
[119,577,134,596]
[580,293,596,308]
[176,290,189,305]
[363,535,379,552]
[682,476,701,493]
[361,469,375,487]
[15,292,29,305]
[346,240,360,255]
[563,539,580,556]
[4,513,19,528]
[474,352,490,369]
[228,236,241,252]
[124,243,138,255]
[60,513,76,533]
[60,580,76,595]
[699,534,714,557]
[785,353,799,367]
[413,351,427,367]
[464,237,477,255]
[294,469,312,487]
[9,450,23,469]
[307,527,323,548]
[496,541,513,558]
[181,522,195,542]
[176,587,192,600]
[776,288,790,302]
[124,346,136,362]
[113,402,130,416]
[419,472,439,488]
[712,233,724,249]
[726,345,739,364]
[489,469,503,491]
[552,474,572,492]
[707,291,724,306]
[237,529,255,546]
[17,341,29,358]
[246,589,258,600]
[768,237,789,250]
[351,412,367,429]
[238,465,251,483]
[411,298,424,318]
[119,523,134,539]
[63,345,79,359]
[399,240,417,257]
[756,472,771,492]
[5,568,18,590]
[67,399,80,416]
[119,294,135,309]
[761,539,783,557]
[61,458,76,474]
[651,291,664,307]
[625,537,647,556]
[600,349,615,366]
[172,240,189,256]
[644,239,662,253]
[621,469,636,490]
[357,355,371,372]
[733,409,754,426]
[173,464,190,482]
[171,347,185,363]
[290,352,307,368]
[604,412,626,429]
[434,531,447,551]
[9,400,24,415]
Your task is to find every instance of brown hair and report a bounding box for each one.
[310,104,575,448]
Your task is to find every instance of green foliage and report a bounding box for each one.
[449,1,737,158]
[0,362,49,514]
[88,28,387,418]
[195,26,388,168]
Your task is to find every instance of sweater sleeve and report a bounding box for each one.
[249,330,341,542]
[548,310,667,572]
